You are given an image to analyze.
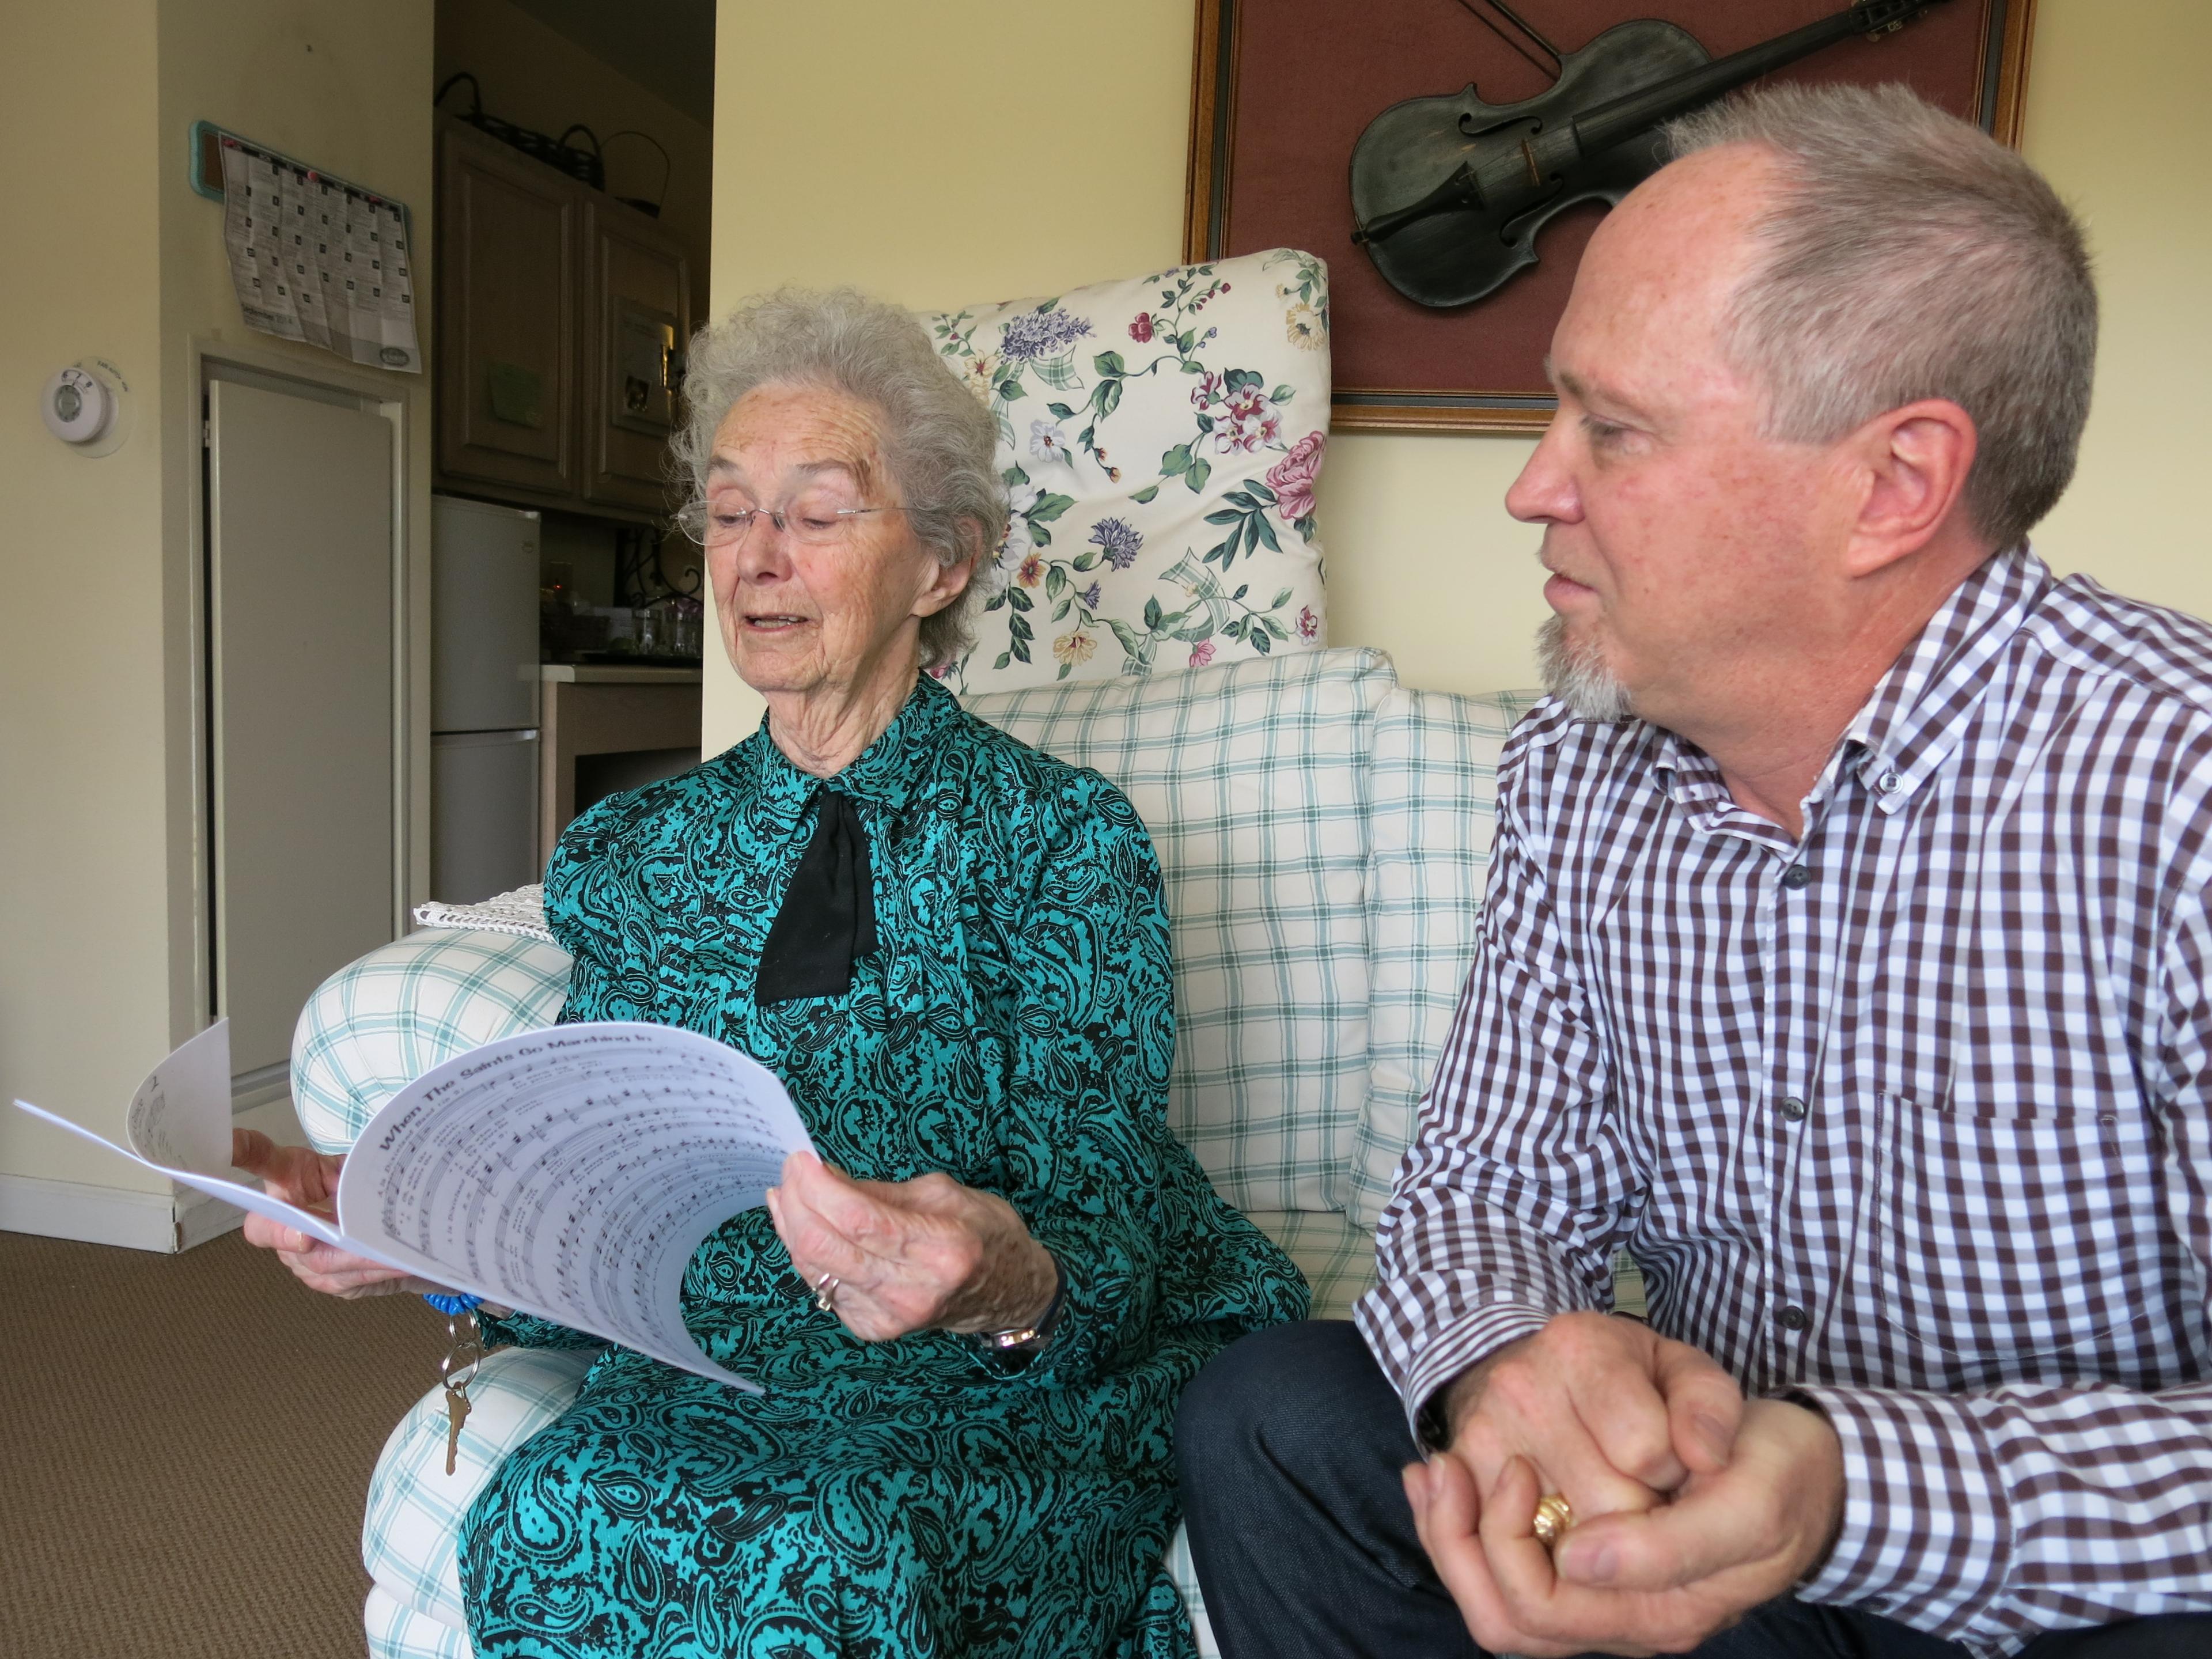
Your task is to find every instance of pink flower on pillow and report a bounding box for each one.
[1266,432,1327,524]
[1189,641,1216,668]
[1297,605,1320,642]
[1129,314,1154,343]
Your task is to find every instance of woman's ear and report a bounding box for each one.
[912,522,982,619]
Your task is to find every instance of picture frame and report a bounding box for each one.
[1183,0,2039,434]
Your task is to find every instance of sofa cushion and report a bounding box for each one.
[924,248,1332,697]
[363,1347,603,1645]
[964,647,1392,1214]
[1350,684,1536,1231]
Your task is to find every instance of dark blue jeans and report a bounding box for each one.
[1176,1321,2212,1659]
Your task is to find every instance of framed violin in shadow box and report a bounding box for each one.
[1184,0,2037,433]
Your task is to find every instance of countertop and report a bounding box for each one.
[540,664,704,685]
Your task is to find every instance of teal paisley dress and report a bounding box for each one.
[458,673,1309,1658]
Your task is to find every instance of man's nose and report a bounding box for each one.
[1506,415,1580,525]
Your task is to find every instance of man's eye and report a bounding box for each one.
[1581,416,1627,445]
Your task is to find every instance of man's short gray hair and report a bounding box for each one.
[1665,82,2096,550]
[673,287,1007,669]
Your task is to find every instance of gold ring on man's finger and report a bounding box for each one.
[1532,1493,1574,1550]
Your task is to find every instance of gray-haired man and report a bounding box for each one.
[1178,84,2212,1659]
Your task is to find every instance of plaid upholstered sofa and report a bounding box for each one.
[290,646,1532,1659]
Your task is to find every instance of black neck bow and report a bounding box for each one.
[755,788,879,1005]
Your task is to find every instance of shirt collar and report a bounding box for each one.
[1839,545,2050,813]
[1647,546,2051,823]
[744,671,960,820]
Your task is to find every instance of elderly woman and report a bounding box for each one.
[240,287,1308,1657]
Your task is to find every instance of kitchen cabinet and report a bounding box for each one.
[582,203,691,512]
[434,118,690,521]
[435,121,578,501]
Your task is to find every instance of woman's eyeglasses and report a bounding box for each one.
[680,497,917,550]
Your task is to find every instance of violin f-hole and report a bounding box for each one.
[1460,108,1543,141]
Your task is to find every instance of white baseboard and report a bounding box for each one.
[0,1169,244,1253]
[3,1086,306,1254]
[177,1184,247,1249]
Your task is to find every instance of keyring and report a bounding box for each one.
[438,1312,485,1391]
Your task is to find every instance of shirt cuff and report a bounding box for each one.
[1789,1383,2010,1641]
[1396,1301,1554,1449]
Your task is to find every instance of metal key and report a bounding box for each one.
[443,1378,472,1476]
[435,1310,484,1477]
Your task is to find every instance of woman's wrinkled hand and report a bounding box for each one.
[230,1129,438,1301]
[767,1151,1058,1343]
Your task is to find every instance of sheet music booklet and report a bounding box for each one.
[13,1021,816,1391]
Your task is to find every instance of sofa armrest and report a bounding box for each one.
[290,927,572,1155]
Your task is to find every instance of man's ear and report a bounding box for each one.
[1841,398,1979,579]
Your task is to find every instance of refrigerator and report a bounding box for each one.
[431,495,543,903]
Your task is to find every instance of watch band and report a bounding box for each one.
[974,1258,1066,1353]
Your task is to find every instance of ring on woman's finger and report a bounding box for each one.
[812,1272,841,1314]
[1532,1493,1574,1550]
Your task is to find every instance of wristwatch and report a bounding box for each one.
[972,1258,1067,1357]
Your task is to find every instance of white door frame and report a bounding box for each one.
[181,337,418,1107]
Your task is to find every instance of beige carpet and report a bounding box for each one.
[0,1226,449,1659]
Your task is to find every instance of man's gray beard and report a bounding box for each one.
[1536,614,1633,722]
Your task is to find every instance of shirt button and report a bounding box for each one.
[1779,1095,1808,1122]
[1876,770,1902,794]
[1778,1304,1810,1332]
[1781,865,1812,890]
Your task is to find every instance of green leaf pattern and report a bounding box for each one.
[929,252,1332,692]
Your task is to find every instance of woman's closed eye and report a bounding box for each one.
[787,491,863,532]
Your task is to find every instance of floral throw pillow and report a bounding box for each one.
[925,248,1331,695]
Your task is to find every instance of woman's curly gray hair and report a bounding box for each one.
[673,287,1007,669]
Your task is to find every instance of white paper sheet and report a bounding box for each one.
[13,1021,815,1391]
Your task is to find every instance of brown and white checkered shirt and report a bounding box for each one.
[1356,548,2212,1653]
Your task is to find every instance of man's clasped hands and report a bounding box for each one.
[1409,1313,1846,1657]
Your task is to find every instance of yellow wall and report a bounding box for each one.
[2018,2,2212,610]
[0,0,435,1198]
[0,0,173,1195]
[156,0,440,981]
[704,0,2212,752]
[437,0,713,306]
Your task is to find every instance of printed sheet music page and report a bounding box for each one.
[14,1022,815,1391]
